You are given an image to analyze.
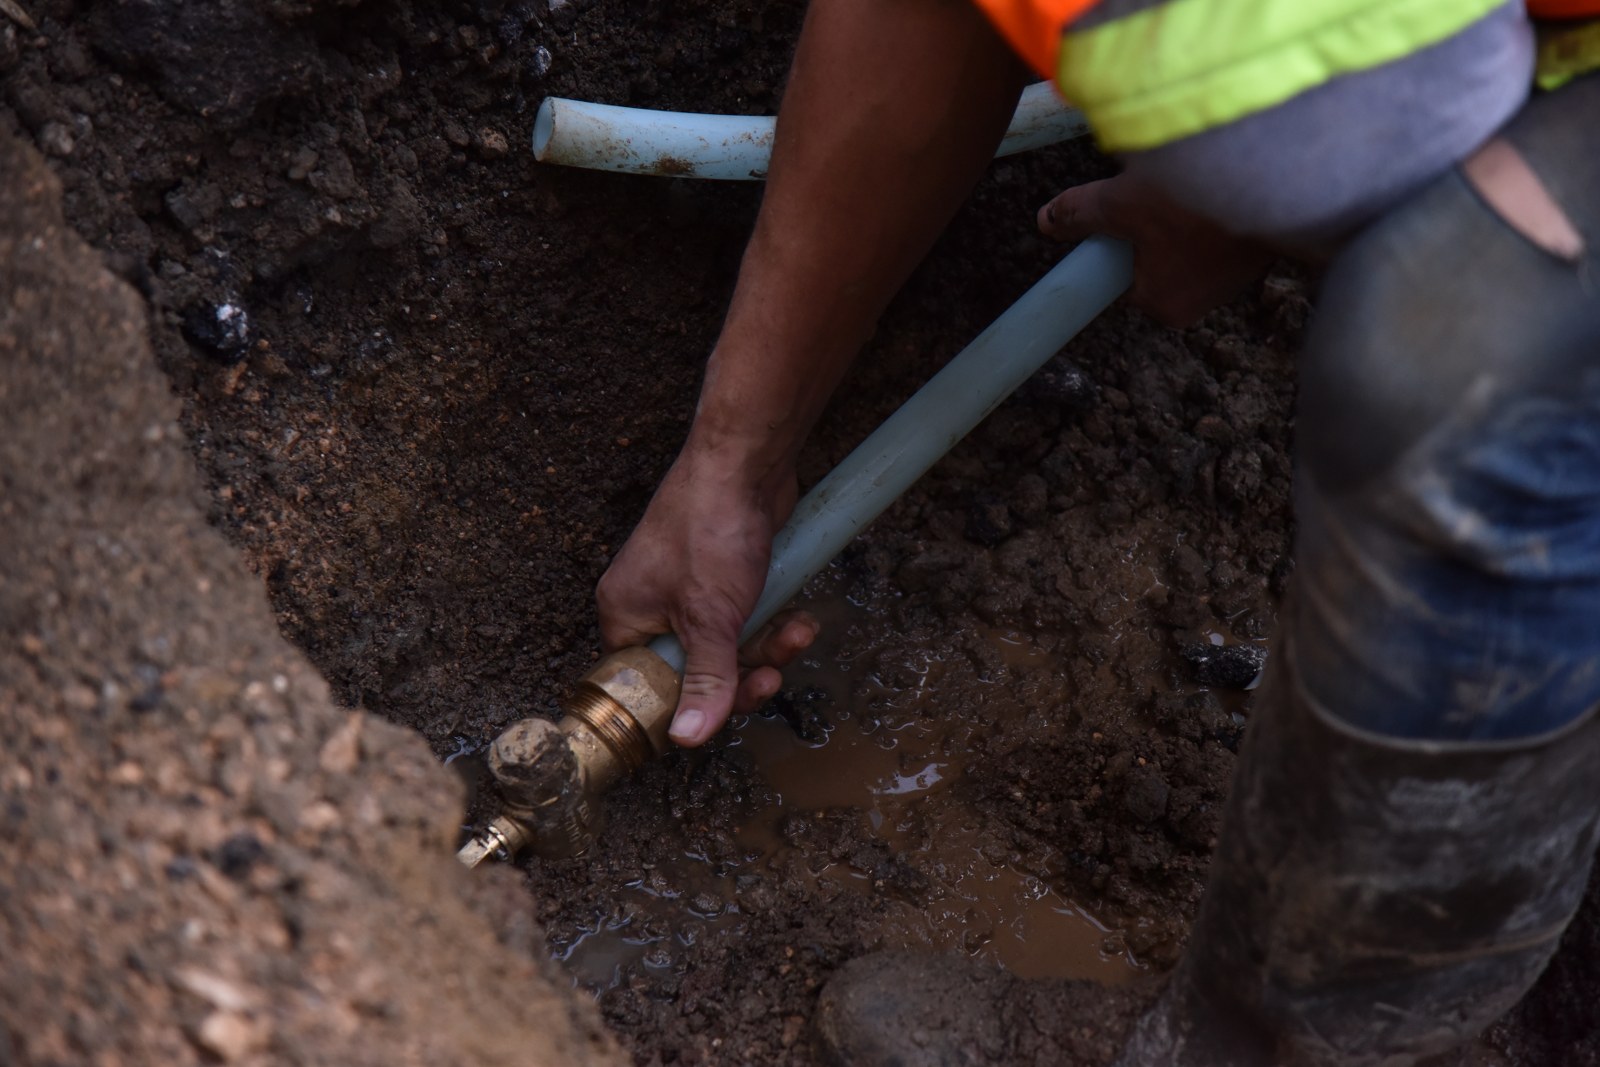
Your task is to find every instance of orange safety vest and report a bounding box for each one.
[978,0,1098,85]
[972,0,1600,152]
[977,0,1600,81]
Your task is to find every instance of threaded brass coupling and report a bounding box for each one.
[457,645,681,867]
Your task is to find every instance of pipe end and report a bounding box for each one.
[456,834,497,869]
[456,816,528,868]
[532,99,555,160]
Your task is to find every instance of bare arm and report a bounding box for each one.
[597,0,1027,746]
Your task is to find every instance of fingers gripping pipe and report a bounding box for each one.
[458,236,1134,868]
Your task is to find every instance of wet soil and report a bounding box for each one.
[4,0,1597,1064]
[543,584,1147,1001]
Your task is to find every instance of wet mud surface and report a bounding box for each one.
[4,0,1597,1063]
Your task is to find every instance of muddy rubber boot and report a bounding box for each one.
[1116,632,1600,1067]
[813,950,1161,1067]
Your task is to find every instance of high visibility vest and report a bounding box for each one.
[973,0,1600,153]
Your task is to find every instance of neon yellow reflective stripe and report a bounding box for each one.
[1536,20,1600,91]
[1058,0,1507,153]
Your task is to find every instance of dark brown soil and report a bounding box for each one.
[4,0,1596,1064]
[1,127,619,1067]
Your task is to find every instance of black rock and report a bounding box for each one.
[181,300,251,362]
[212,832,267,881]
[1180,641,1267,690]
[164,855,199,882]
[1026,359,1098,414]
[129,662,165,714]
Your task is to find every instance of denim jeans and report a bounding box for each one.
[1290,74,1600,742]
[1110,76,1600,1067]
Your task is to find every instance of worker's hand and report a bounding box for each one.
[1037,174,1273,328]
[596,440,818,748]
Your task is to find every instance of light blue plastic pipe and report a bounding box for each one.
[647,235,1134,673]
[533,82,1088,181]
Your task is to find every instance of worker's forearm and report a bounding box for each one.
[687,0,1027,494]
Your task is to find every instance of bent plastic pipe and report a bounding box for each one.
[533,81,1088,180]
[648,235,1133,673]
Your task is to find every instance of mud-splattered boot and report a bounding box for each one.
[1114,638,1600,1067]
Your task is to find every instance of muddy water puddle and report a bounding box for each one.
[557,585,1144,991]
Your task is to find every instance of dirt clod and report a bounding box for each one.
[195,1010,269,1062]
[474,125,510,159]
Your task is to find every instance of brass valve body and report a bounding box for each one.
[458,645,681,865]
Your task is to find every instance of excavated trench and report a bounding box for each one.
[5,0,1598,1064]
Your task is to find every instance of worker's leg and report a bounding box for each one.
[812,77,1600,1067]
[1122,76,1600,1067]
[1124,637,1600,1067]
[1293,81,1600,745]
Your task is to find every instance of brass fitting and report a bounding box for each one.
[457,645,681,866]
[454,816,529,869]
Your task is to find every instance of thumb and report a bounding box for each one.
[1037,180,1114,243]
[667,605,743,747]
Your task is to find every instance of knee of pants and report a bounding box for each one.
[1299,175,1581,496]
[1300,76,1600,497]
[1289,144,1600,741]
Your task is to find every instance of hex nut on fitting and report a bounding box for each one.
[577,645,682,758]
[488,717,597,860]
[489,717,579,810]
[561,646,681,793]
[456,816,530,868]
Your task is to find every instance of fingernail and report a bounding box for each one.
[669,708,706,745]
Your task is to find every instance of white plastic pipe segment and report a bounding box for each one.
[648,236,1134,673]
[534,82,1088,180]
